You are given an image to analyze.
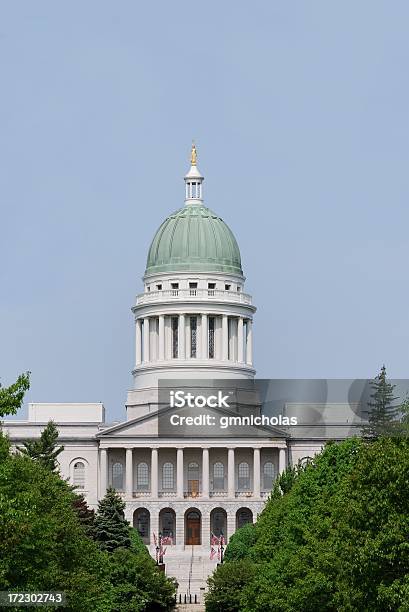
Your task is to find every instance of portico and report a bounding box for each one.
[99,443,287,501]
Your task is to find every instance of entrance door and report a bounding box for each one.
[185,511,201,545]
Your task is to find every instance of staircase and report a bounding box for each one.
[163,546,218,606]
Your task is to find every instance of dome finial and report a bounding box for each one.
[191,141,197,166]
[184,142,203,204]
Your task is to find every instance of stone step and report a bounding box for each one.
[161,546,218,596]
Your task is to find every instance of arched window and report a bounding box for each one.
[133,508,150,544]
[112,462,124,490]
[236,508,253,529]
[299,456,313,468]
[137,462,149,490]
[263,461,274,490]
[238,461,250,490]
[213,462,225,490]
[162,462,174,489]
[73,461,85,489]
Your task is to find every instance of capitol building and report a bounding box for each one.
[4,146,346,592]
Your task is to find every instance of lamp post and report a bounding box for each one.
[220,531,224,564]
[155,545,160,565]
[159,531,164,565]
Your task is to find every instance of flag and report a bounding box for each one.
[210,547,217,560]
[210,532,219,546]
[153,532,157,547]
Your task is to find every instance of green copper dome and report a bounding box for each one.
[145,204,243,276]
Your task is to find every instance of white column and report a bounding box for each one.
[186,316,191,359]
[228,448,235,498]
[99,448,107,498]
[253,448,260,498]
[279,448,287,474]
[158,314,165,360]
[246,319,253,365]
[238,317,244,363]
[135,319,142,366]
[201,313,207,359]
[202,511,211,547]
[222,314,228,361]
[227,513,236,541]
[143,318,150,362]
[151,513,159,548]
[126,448,133,497]
[176,512,184,547]
[179,314,185,359]
[202,448,209,498]
[151,448,158,497]
[165,317,171,360]
[177,448,184,498]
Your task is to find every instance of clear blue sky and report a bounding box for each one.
[2,1,409,421]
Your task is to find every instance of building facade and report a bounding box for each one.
[5,147,331,557]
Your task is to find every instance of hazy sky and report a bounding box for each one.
[2,2,409,421]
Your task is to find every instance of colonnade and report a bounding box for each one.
[135,314,253,366]
[99,446,286,498]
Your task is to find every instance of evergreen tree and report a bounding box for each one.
[73,494,95,536]
[19,420,64,472]
[363,365,399,438]
[93,487,131,552]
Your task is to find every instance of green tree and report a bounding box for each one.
[0,376,176,610]
[363,365,399,438]
[72,494,95,537]
[109,546,176,612]
[19,420,64,472]
[224,522,256,562]
[0,372,30,419]
[93,487,131,552]
[0,449,114,611]
[205,559,255,612]
[206,437,409,612]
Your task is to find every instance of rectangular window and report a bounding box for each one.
[225,284,231,291]
[189,282,198,296]
[190,316,197,358]
[171,282,179,296]
[156,284,162,290]
[208,282,216,296]
[208,316,215,359]
[172,316,178,358]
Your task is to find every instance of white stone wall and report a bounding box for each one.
[288,442,325,466]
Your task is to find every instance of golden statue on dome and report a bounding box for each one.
[191,142,197,166]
